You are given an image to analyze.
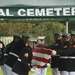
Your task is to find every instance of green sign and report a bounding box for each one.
[0,7,75,18]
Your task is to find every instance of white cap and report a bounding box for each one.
[28,38,37,42]
[38,36,45,40]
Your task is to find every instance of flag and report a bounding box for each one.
[31,48,52,68]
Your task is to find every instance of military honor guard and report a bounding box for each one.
[55,31,75,75]
[58,33,71,75]
[12,37,37,75]
[4,33,21,61]
[66,31,75,75]
[2,33,21,75]
[0,40,5,70]
[4,33,30,75]
[0,40,5,65]
[50,32,63,75]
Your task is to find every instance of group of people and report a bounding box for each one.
[50,31,75,75]
[0,31,75,75]
[0,33,50,75]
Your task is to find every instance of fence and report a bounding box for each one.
[0,36,13,46]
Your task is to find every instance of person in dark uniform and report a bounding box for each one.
[50,32,63,75]
[4,33,30,75]
[58,33,71,75]
[4,33,21,61]
[56,31,75,75]
[2,33,21,75]
[12,38,37,75]
[0,40,5,75]
[0,40,5,65]
[66,31,75,75]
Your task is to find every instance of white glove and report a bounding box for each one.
[30,68,35,72]
[47,63,50,67]
[52,50,56,55]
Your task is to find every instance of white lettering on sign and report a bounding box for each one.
[0,7,75,17]
[54,8,62,16]
[27,9,34,16]
[71,7,75,15]
[63,8,70,16]
[46,8,54,16]
[35,9,45,16]
[0,9,6,16]
[18,9,26,16]
[6,9,14,16]
[0,9,14,16]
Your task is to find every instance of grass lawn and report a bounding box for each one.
[47,67,52,75]
[0,66,52,75]
[29,66,52,75]
[0,68,3,75]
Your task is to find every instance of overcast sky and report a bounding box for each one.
[0,0,75,7]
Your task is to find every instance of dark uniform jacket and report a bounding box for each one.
[4,39,26,68]
[12,46,32,75]
[58,41,71,71]
[3,41,16,62]
[50,40,63,68]
[4,41,16,56]
[0,41,5,65]
[58,42,75,71]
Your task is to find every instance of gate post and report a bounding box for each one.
[66,21,68,33]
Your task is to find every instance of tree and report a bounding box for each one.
[0,22,35,36]
[0,22,66,45]
[31,22,66,45]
